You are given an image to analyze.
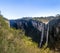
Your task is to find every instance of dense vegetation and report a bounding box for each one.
[0,15,60,53]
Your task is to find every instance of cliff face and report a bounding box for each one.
[10,18,60,51]
[10,19,46,47]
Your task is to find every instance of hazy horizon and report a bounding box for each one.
[0,0,60,19]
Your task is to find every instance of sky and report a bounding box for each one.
[0,0,60,19]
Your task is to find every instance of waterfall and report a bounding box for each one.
[46,23,49,46]
[40,23,44,47]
